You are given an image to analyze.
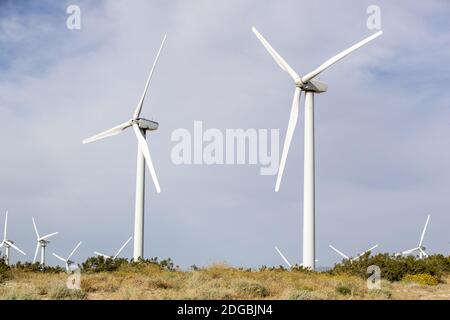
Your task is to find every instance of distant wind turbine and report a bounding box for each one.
[274,246,318,269]
[0,211,26,265]
[94,236,132,260]
[329,244,378,262]
[53,241,82,272]
[396,215,430,259]
[32,217,58,265]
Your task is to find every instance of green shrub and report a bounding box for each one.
[0,257,11,282]
[81,256,177,273]
[13,261,64,273]
[336,285,352,296]
[81,256,128,272]
[330,253,450,282]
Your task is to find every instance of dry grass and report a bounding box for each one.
[0,263,449,300]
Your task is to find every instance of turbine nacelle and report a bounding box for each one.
[298,79,328,93]
[38,239,51,246]
[131,118,159,131]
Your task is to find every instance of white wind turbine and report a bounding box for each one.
[329,244,378,262]
[253,26,383,270]
[53,241,82,272]
[274,246,318,269]
[94,236,132,260]
[396,215,430,259]
[0,211,26,265]
[82,35,166,261]
[32,217,58,265]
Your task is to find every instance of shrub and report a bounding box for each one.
[13,261,64,273]
[81,256,128,272]
[81,256,178,273]
[289,289,323,300]
[402,273,439,286]
[234,281,269,298]
[336,285,352,296]
[49,286,87,300]
[0,257,11,282]
[330,253,450,282]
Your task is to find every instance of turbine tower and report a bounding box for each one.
[0,211,26,265]
[253,27,382,270]
[94,236,132,260]
[82,35,166,261]
[32,217,58,265]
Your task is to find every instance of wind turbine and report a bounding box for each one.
[396,215,430,259]
[82,35,166,261]
[32,217,58,265]
[329,244,378,262]
[253,26,383,270]
[274,246,318,269]
[94,236,132,260]
[0,211,26,265]
[53,241,82,272]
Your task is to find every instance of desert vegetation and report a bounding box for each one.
[0,254,449,300]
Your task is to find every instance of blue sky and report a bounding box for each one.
[0,0,449,268]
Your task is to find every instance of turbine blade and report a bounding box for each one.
[132,124,161,193]
[274,246,292,268]
[354,244,378,260]
[114,236,132,259]
[4,240,26,255]
[419,215,430,247]
[401,247,419,255]
[67,241,82,260]
[39,232,58,241]
[82,121,131,144]
[133,34,167,119]
[0,241,3,248]
[32,217,40,239]
[94,251,111,259]
[252,26,300,81]
[301,30,383,83]
[329,245,350,260]
[33,242,40,263]
[275,88,301,192]
[52,253,67,262]
[3,210,7,241]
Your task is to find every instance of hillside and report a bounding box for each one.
[1,256,450,300]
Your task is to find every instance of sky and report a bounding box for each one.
[0,0,449,269]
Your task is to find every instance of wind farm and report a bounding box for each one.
[1,1,450,302]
